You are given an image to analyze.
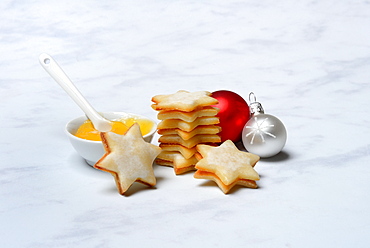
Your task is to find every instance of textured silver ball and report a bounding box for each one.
[242,114,287,158]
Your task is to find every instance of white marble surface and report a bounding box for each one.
[1,0,370,247]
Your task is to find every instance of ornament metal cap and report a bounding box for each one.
[249,92,264,115]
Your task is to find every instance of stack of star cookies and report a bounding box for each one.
[151,90,221,174]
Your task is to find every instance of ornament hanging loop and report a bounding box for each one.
[249,92,257,103]
[248,92,264,115]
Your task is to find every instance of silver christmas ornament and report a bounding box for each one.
[242,92,287,158]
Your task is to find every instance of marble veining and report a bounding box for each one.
[1,0,370,247]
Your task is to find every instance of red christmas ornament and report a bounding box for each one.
[212,90,251,142]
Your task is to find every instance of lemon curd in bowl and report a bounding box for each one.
[74,116,154,141]
[65,112,157,166]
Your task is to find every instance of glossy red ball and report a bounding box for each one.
[212,90,251,142]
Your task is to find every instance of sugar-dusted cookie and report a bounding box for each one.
[155,159,196,175]
[94,123,161,195]
[157,151,198,167]
[151,90,218,112]
[156,151,198,175]
[194,170,258,193]
[159,134,221,148]
[158,125,221,140]
[157,106,219,122]
[159,144,197,159]
[194,140,260,194]
[157,117,220,132]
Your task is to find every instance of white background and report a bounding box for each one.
[1,1,370,247]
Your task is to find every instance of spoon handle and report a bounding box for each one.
[39,53,112,132]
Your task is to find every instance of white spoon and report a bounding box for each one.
[39,53,113,132]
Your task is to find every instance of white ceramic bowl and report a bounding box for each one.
[65,112,157,166]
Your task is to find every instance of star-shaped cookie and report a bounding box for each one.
[194,140,260,194]
[151,90,219,112]
[94,123,161,195]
